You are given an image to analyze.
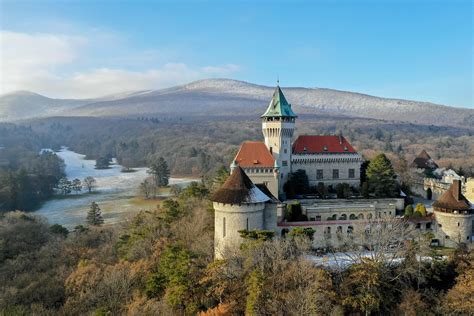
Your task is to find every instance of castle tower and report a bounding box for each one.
[432,180,473,247]
[261,85,297,196]
[211,166,270,259]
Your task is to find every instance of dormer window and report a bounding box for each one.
[344,146,348,151]
[253,160,259,164]
[323,146,328,152]
[303,147,307,152]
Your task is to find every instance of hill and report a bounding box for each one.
[2,79,473,127]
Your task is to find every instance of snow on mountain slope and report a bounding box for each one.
[2,79,472,126]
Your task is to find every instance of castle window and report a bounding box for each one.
[317,169,323,179]
[282,160,288,167]
[315,215,321,221]
[324,227,331,238]
[458,222,460,226]
[349,214,357,220]
[416,223,421,229]
[284,149,287,154]
[426,223,431,230]
[223,217,226,237]
[333,169,339,179]
[246,218,249,230]
[347,226,354,235]
[349,169,355,178]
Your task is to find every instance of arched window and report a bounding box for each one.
[349,214,357,220]
[324,227,332,239]
[367,213,373,219]
[358,213,364,220]
[347,226,354,235]
[339,214,347,220]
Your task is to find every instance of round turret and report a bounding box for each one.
[211,166,270,259]
[432,180,473,247]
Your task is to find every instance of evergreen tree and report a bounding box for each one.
[149,157,170,187]
[366,154,398,198]
[212,166,229,192]
[95,157,111,169]
[284,169,309,197]
[86,201,104,226]
[404,205,414,217]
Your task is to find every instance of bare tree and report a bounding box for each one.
[83,176,97,193]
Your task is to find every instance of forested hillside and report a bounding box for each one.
[9,114,473,178]
[0,126,65,211]
[1,180,472,315]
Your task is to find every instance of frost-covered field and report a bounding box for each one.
[36,148,196,228]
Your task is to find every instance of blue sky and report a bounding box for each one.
[1,0,472,108]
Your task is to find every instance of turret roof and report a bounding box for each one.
[432,181,472,210]
[211,166,270,204]
[261,86,297,118]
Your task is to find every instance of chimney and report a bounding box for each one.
[338,131,343,145]
[452,180,462,201]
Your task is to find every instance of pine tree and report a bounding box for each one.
[149,157,170,187]
[86,201,104,226]
[366,153,398,198]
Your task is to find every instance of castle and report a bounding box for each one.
[232,85,363,200]
[212,86,474,259]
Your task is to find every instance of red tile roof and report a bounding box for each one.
[234,141,275,168]
[292,135,357,154]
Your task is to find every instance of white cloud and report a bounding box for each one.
[0,30,240,98]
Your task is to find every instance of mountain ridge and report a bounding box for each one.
[1,79,472,127]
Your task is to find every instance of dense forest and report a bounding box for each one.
[0,177,472,315]
[0,144,65,212]
[2,114,473,179]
